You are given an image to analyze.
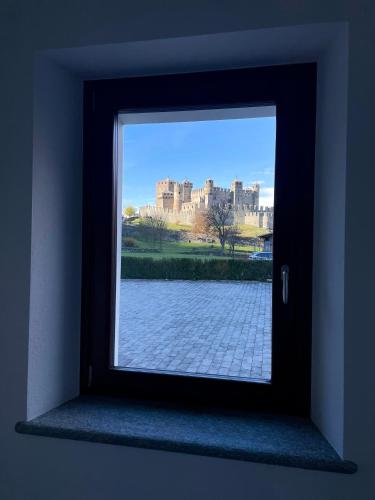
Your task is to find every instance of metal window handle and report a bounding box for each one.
[281,265,289,304]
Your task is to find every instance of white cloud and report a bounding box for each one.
[250,166,275,177]
[259,187,274,208]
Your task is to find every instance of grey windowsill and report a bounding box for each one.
[15,395,357,474]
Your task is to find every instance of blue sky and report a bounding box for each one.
[122,117,276,209]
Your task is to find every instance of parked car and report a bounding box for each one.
[249,251,273,261]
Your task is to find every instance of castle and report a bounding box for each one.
[139,178,273,228]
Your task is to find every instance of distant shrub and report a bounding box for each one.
[123,237,137,248]
[121,256,272,281]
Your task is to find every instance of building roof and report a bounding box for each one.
[258,232,273,240]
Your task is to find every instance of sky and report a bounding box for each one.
[122,116,276,210]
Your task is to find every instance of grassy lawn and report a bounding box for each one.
[122,228,265,260]
[122,217,269,259]
[123,251,230,260]
[127,218,268,236]
[237,224,269,238]
[122,239,231,260]
[164,221,192,231]
[125,218,191,232]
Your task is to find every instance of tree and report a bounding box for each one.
[152,216,167,251]
[123,205,136,217]
[192,211,209,236]
[139,216,167,250]
[137,217,152,244]
[205,204,234,254]
[227,225,241,258]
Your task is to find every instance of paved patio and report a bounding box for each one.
[118,279,272,381]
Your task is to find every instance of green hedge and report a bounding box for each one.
[121,256,272,281]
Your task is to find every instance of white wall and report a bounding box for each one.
[311,29,348,456]
[0,1,374,499]
[26,56,82,419]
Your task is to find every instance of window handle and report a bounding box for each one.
[281,265,289,304]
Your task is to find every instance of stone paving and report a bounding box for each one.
[118,280,272,381]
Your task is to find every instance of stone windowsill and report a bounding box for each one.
[15,395,357,474]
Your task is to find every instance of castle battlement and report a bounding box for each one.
[141,177,273,229]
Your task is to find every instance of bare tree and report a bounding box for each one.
[227,225,241,258]
[152,216,167,251]
[139,216,167,250]
[137,217,153,245]
[192,211,209,237]
[205,204,234,254]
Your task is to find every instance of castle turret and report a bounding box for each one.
[183,179,193,203]
[204,178,214,208]
[231,179,243,208]
[251,182,260,207]
[204,178,214,193]
[173,183,182,211]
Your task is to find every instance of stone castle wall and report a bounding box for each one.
[234,208,274,229]
[140,177,272,228]
[139,204,274,229]
[139,205,198,225]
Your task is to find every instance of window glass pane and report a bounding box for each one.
[114,107,275,383]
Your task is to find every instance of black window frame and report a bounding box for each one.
[81,63,316,417]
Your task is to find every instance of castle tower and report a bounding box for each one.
[204,178,214,194]
[158,191,174,209]
[251,182,260,207]
[204,178,214,208]
[156,177,175,207]
[173,183,183,211]
[183,179,193,203]
[231,179,243,208]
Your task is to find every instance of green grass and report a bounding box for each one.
[122,239,262,260]
[123,219,267,260]
[123,239,227,259]
[164,221,192,231]
[127,217,269,237]
[126,218,190,232]
[237,225,270,238]
[123,251,229,260]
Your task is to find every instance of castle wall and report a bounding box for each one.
[191,188,205,203]
[242,190,257,206]
[212,188,232,205]
[149,177,272,228]
[140,204,274,229]
[139,204,202,225]
[233,208,273,229]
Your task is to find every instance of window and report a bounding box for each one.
[116,107,275,383]
[82,64,316,415]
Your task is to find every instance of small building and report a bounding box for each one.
[258,232,273,252]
